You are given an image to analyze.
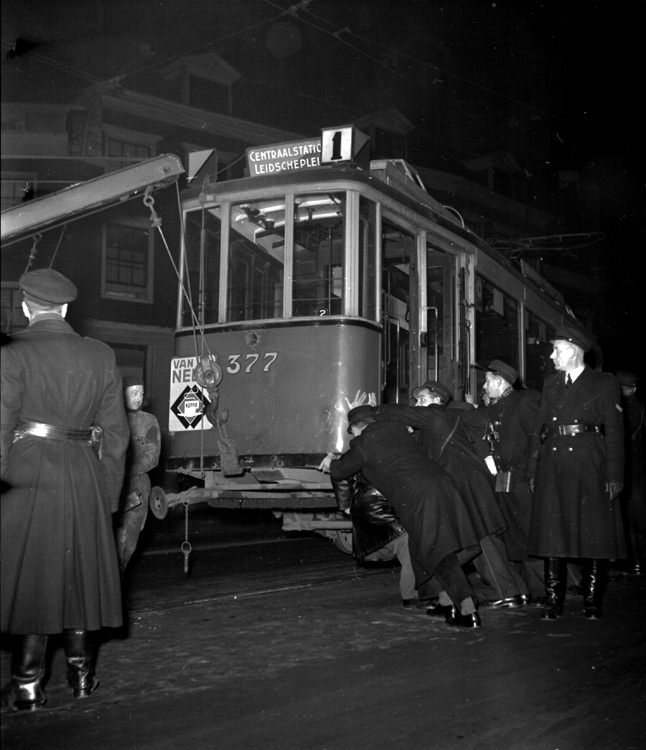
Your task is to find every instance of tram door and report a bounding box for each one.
[381,221,416,403]
[425,249,457,393]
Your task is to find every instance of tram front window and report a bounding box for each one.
[292,192,345,317]
[182,192,353,325]
[182,209,221,327]
[224,193,346,321]
[228,201,286,321]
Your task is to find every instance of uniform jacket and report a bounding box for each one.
[462,389,541,560]
[330,419,482,586]
[463,389,541,476]
[1,316,129,634]
[527,366,626,558]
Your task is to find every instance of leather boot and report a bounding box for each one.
[581,559,609,619]
[541,558,566,620]
[63,629,99,698]
[0,634,48,712]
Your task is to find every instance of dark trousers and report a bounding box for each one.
[433,552,475,607]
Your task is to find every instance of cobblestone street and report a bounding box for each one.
[2,559,645,750]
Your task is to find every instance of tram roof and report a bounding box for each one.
[185,158,580,324]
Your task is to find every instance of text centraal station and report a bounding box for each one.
[247,139,321,176]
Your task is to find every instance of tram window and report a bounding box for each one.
[293,192,345,317]
[382,220,414,403]
[525,311,554,390]
[474,275,519,377]
[358,197,378,320]
[227,200,285,321]
[182,209,221,327]
[425,249,449,385]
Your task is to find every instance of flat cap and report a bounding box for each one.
[412,380,452,404]
[484,359,518,386]
[347,405,376,432]
[123,374,145,389]
[19,268,77,305]
[551,325,591,352]
[617,370,637,388]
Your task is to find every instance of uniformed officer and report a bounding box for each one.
[527,325,625,620]
[463,359,544,605]
[372,383,526,611]
[1,268,129,711]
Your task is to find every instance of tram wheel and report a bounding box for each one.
[332,530,353,555]
[149,486,169,520]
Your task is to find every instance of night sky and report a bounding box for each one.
[2,0,644,376]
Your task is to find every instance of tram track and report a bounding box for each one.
[125,533,393,614]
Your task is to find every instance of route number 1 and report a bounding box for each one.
[321,127,354,163]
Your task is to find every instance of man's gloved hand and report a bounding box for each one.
[607,481,623,501]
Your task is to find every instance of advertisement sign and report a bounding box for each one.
[168,356,213,431]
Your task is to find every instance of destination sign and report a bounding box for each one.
[246,138,321,176]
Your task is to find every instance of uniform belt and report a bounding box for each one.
[14,420,93,442]
[554,424,601,437]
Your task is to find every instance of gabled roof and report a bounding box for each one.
[354,109,415,136]
[161,52,241,86]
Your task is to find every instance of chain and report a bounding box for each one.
[142,188,162,228]
[181,500,192,576]
[24,233,42,273]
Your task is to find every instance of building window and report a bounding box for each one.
[1,283,28,334]
[105,136,152,161]
[102,222,154,303]
[102,124,160,169]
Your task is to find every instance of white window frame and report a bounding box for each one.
[101,219,155,304]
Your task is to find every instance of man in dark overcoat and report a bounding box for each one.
[462,360,544,603]
[323,406,484,628]
[371,384,529,608]
[1,269,129,711]
[527,325,625,620]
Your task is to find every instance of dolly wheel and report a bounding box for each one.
[149,486,169,520]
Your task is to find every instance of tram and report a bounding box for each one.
[154,125,589,550]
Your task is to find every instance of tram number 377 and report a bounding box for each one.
[225,352,278,374]
[170,353,279,384]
